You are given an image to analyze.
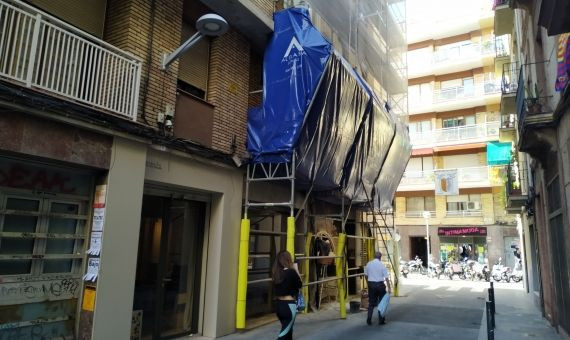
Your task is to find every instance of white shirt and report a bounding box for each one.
[364,259,389,282]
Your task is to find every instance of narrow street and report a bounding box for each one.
[213,277,531,340]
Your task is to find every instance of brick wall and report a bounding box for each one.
[248,51,264,109]
[104,0,183,128]
[207,29,251,156]
[249,0,274,19]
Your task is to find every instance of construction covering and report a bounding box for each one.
[247,7,410,204]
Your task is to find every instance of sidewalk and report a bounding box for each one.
[478,286,561,339]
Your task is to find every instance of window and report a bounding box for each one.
[408,83,433,107]
[409,120,432,135]
[0,194,87,276]
[406,156,434,172]
[178,21,210,99]
[406,196,435,215]
[442,115,476,128]
[446,194,481,214]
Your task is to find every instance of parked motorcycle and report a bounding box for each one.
[468,260,490,281]
[407,255,424,274]
[427,259,442,279]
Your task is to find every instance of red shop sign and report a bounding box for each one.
[438,227,487,236]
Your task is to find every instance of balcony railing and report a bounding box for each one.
[405,210,436,218]
[432,41,495,64]
[0,0,141,120]
[410,121,500,146]
[501,62,519,95]
[446,210,483,217]
[400,166,492,186]
[434,80,500,103]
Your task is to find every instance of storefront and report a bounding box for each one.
[438,227,488,263]
[0,156,96,338]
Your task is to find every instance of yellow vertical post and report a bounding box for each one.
[367,239,374,262]
[303,232,313,313]
[286,216,295,259]
[236,218,250,329]
[335,233,347,319]
[393,238,401,297]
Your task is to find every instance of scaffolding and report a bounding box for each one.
[236,156,401,328]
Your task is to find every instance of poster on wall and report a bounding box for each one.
[87,232,102,255]
[83,258,100,282]
[435,169,459,195]
[94,185,107,208]
[92,208,105,232]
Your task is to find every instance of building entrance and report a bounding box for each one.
[133,195,206,339]
[410,236,428,266]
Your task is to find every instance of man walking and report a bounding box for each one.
[364,251,392,325]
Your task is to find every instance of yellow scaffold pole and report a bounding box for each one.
[286,216,295,259]
[303,231,313,313]
[335,233,347,319]
[236,218,250,329]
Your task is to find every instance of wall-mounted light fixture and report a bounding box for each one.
[161,13,228,70]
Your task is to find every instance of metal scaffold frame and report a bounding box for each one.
[236,155,400,329]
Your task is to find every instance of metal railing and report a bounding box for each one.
[501,62,519,95]
[432,41,495,63]
[405,210,436,218]
[400,166,492,186]
[446,210,483,217]
[0,0,141,120]
[434,80,500,103]
[506,164,528,196]
[410,121,500,146]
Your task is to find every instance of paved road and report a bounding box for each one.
[213,276,523,340]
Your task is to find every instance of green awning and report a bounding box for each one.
[487,142,512,165]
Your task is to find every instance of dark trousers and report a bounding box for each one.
[276,300,297,340]
[367,281,386,322]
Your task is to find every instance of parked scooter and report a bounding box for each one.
[492,257,511,282]
[509,259,523,283]
[427,260,442,279]
[468,260,490,281]
[444,261,466,280]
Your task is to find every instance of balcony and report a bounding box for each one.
[500,62,518,116]
[0,0,142,120]
[493,0,514,36]
[505,164,529,214]
[410,79,501,114]
[408,41,496,79]
[398,166,498,191]
[405,210,436,218]
[410,121,500,148]
[446,210,483,217]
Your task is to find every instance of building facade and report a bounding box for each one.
[0,0,263,338]
[494,0,570,336]
[0,0,409,338]
[396,0,518,269]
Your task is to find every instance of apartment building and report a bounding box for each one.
[395,0,518,268]
[494,0,570,335]
[0,0,269,338]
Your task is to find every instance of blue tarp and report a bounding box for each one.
[247,8,411,203]
[247,8,332,163]
[487,142,512,165]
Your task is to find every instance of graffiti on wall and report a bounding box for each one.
[0,278,80,306]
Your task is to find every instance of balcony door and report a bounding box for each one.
[133,195,206,339]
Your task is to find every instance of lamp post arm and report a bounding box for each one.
[162,32,204,70]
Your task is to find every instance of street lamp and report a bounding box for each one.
[422,211,431,267]
[162,14,229,70]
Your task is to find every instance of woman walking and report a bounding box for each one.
[273,250,302,340]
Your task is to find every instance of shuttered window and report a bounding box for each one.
[178,22,210,96]
[27,0,107,37]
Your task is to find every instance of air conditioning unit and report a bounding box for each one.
[467,202,481,210]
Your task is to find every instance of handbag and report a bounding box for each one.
[296,290,306,311]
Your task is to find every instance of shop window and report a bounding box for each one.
[446,194,481,216]
[0,194,86,276]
